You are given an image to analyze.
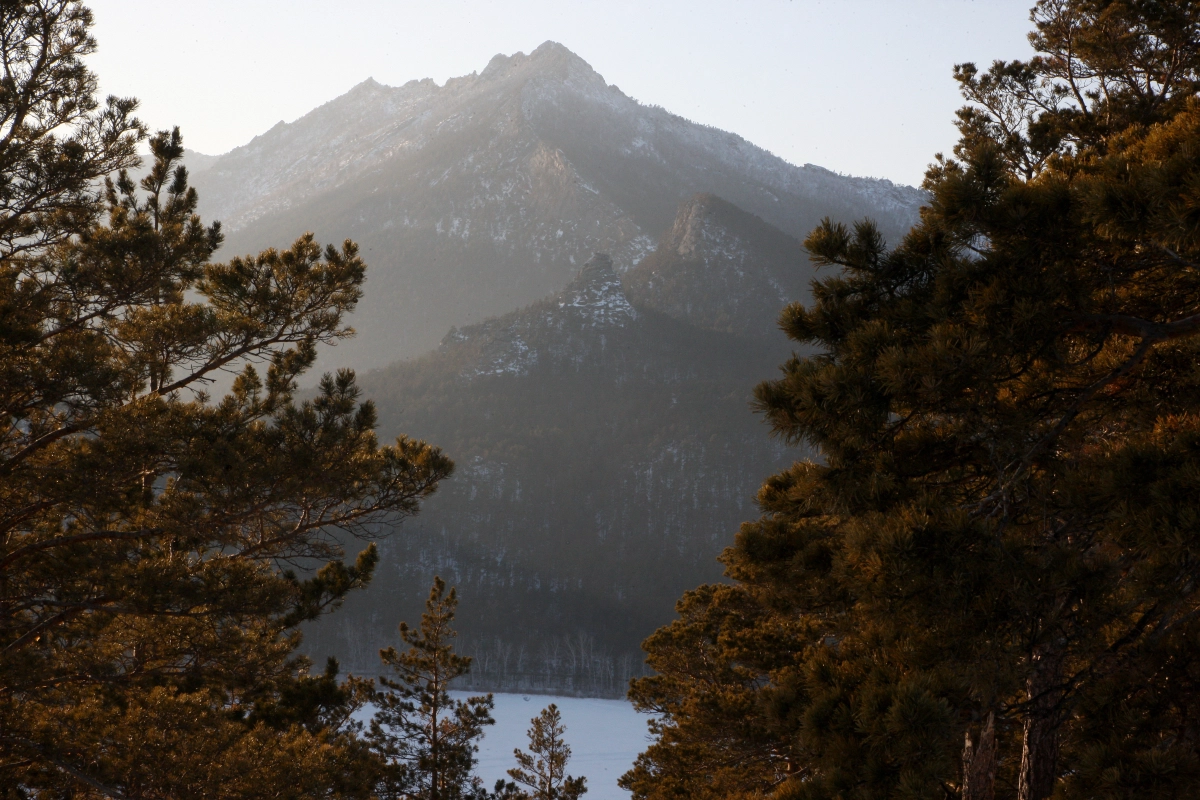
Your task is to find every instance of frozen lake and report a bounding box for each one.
[356,692,653,800]
[470,693,652,800]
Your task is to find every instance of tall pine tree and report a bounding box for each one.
[0,3,453,795]
[627,2,1200,799]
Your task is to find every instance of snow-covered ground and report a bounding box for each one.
[354,692,654,800]
[468,692,652,800]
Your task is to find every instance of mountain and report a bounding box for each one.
[184,43,923,694]
[190,41,925,371]
[623,193,811,346]
[181,148,221,174]
[303,252,800,696]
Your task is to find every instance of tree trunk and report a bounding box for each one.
[962,712,996,800]
[1017,645,1063,800]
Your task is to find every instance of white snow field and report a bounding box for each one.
[354,692,653,799]
[467,692,652,800]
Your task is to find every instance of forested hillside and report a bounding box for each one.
[304,252,800,695]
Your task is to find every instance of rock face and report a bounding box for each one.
[550,253,637,328]
[303,249,800,696]
[624,193,811,345]
[191,41,925,370]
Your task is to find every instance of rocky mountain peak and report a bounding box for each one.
[479,40,600,83]
[624,194,810,343]
[529,40,602,78]
[350,76,383,92]
[559,253,635,327]
[575,252,616,283]
[197,43,925,372]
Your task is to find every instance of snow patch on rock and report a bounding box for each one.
[556,254,637,327]
[447,253,636,380]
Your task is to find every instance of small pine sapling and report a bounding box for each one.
[498,703,587,800]
[370,577,494,800]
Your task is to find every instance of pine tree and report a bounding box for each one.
[498,704,587,800]
[628,2,1200,799]
[0,3,453,794]
[619,584,793,800]
[0,1,143,257]
[371,577,495,800]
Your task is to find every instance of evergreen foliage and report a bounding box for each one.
[626,2,1200,799]
[0,1,142,257]
[0,2,452,794]
[496,704,587,800]
[370,577,496,800]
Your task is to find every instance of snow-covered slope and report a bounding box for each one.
[193,42,925,370]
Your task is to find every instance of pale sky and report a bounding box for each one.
[87,1,1036,188]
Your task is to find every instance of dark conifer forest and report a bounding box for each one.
[4,1,1200,799]
[623,4,1200,800]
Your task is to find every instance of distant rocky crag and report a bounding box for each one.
[624,193,813,346]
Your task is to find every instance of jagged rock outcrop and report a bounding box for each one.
[558,253,636,327]
[624,194,811,344]
[190,41,925,370]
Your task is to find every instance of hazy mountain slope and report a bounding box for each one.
[191,41,924,370]
[181,148,220,175]
[303,255,799,695]
[623,193,811,345]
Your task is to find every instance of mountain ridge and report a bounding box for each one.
[188,41,925,370]
[624,193,811,344]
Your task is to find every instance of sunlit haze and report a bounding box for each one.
[88,0,1036,187]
